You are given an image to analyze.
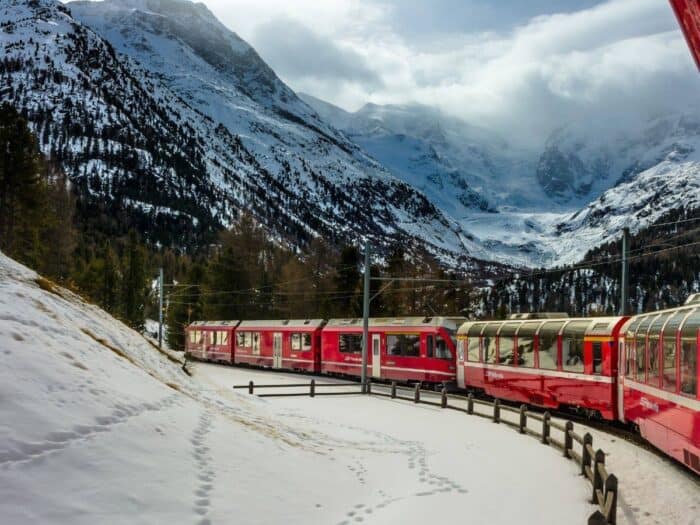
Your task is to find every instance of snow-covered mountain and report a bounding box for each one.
[302,94,700,267]
[0,0,484,267]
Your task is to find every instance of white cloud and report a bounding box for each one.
[199,0,699,146]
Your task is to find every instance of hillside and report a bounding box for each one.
[0,0,480,267]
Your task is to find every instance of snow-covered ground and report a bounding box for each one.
[1,251,698,524]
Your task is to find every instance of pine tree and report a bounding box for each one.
[121,231,147,330]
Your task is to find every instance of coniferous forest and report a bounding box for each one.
[1,103,699,351]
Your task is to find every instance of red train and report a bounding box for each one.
[186,296,700,475]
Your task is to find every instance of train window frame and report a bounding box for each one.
[386,333,421,358]
[538,321,565,371]
[236,332,245,348]
[339,334,363,354]
[291,333,302,351]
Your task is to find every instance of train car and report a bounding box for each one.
[619,294,700,474]
[233,319,326,373]
[456,314,628,420]
[185,320,239,362]
[320,317,464,385]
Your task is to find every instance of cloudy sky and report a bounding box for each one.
[200,0,697,146]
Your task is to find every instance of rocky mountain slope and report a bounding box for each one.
[0,0,478,266]
[302,95,700,267]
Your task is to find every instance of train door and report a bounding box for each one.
[372,333,381,378]
[273,332,282,369]
[457,339,465,387]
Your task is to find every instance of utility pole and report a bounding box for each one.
[158,267,164,348]
[361,242,370,393]
[620,228,630,316]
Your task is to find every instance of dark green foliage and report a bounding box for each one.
[121,231,148,331]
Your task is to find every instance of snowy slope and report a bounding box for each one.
[0,0,480,266]
[0,251,584,524]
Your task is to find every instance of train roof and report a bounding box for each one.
[237,319,327,329]
[685,293,700,306]
[457,316,627,336]
[188,320,240,328]
[325,317,465,329]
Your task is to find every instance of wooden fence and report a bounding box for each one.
[235,379,618,524]
[233,379,362,397]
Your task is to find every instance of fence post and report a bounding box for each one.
[310,379,315,398]
[519,404,527,434]
[391,381,397,399]
[493,399,501,423]
[467,393,474,414]
[592,449,605,504]
[248,380,254,395]
[605,474,618,525]
[587,510,607,525]
[414,383,420,403]
[366,380,372,395]
[441,387,447,408]
[541,411,551,444]
[581,433,593,476]
[564,421,574,459]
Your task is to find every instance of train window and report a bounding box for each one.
[592,342,602,375]
[467,337,480,362]
[212,331,218,345]
[634,316,654,381]
[680,311,699,396]
[302,333,312,351]
[339,334,362,354]
[482,336,497,363]
[236,332,245,347]
[291,333,302,351]
[244,332,252,348]
[426,335,434,358]
[189,331,196,344]
[539,321,564,370]
[498,337,515,364]
[517,322,539,368]
[252,332,260,354]
[387,334,421,357]
[482,324,500,364]
[662,336,677,392]
[435,336,452,360]
[625,337,634,379]
[562,321,588,373]
[220,331,229,345]
[647,335,660,386]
